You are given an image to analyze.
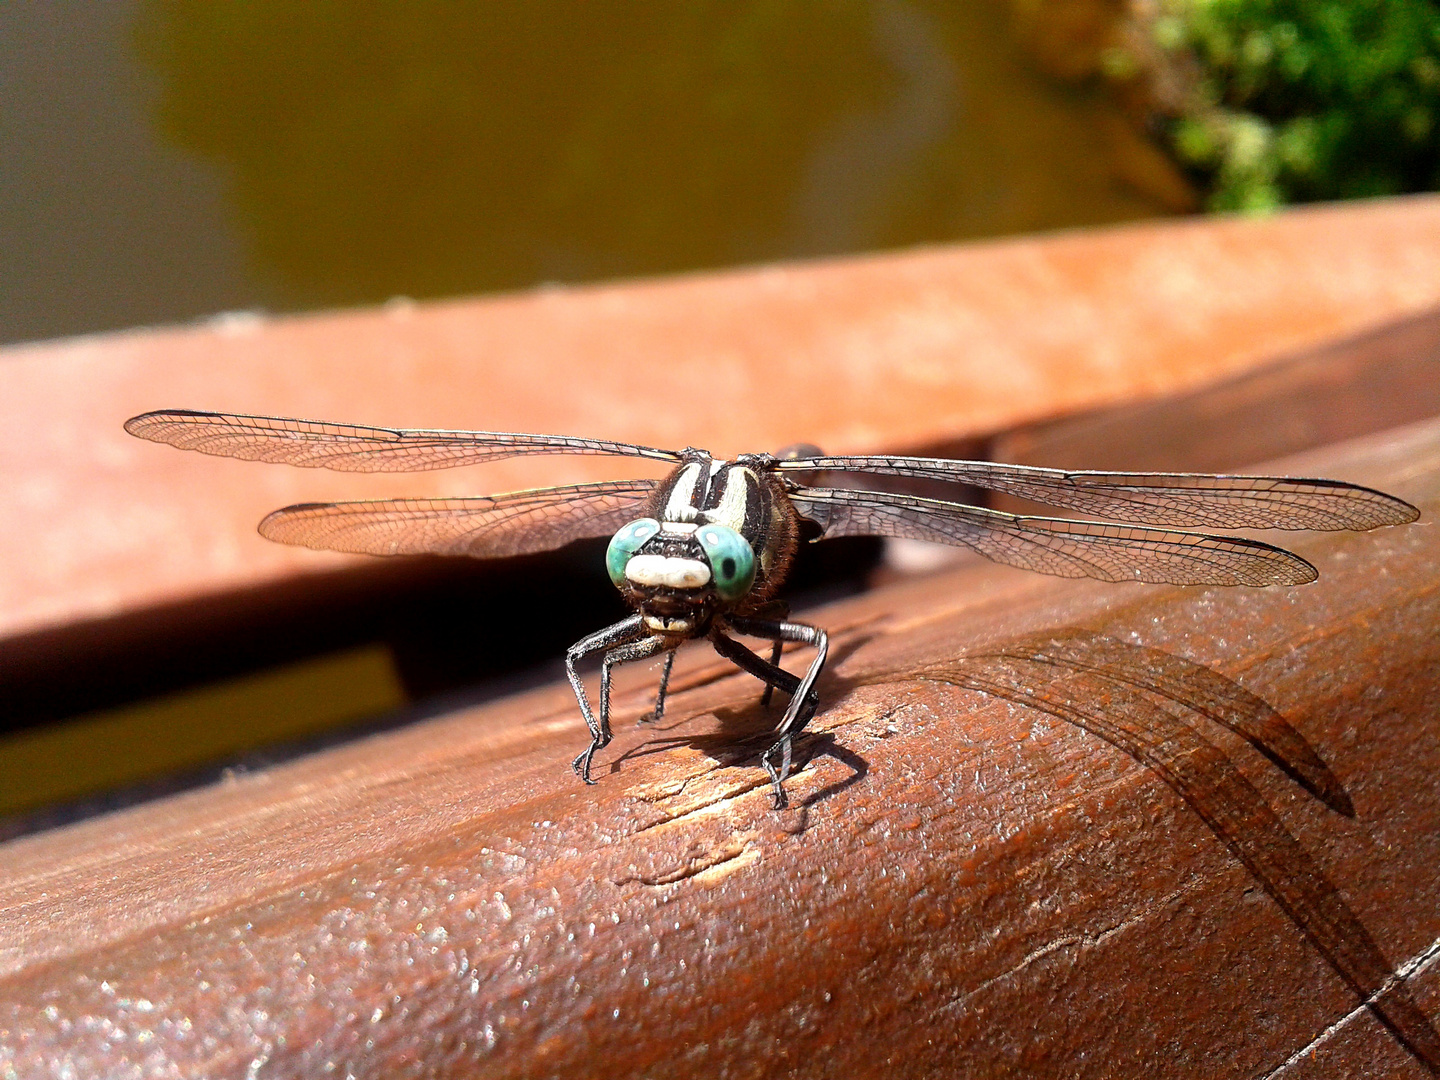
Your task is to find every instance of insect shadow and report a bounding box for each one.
[872,628,1438,1075]
[608,630,878,804]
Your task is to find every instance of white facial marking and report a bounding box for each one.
[703,465,755,532]
[624,554,712,589]
[644,615,694,633]
[660,522,698,535]
[663,462,704,523]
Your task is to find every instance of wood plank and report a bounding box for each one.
[990,305,1440,482]
[1,416,1436,1078]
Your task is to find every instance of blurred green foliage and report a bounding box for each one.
[1158,0,1440,211]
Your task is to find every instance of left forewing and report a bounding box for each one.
[788,487,1316,587]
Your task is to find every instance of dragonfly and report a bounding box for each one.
[125,409,1419,806]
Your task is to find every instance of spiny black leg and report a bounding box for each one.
[726,616,828,807]
[649,647,678,723]
[727,617,828,738]
[574,632,668,782]
[575,633,669,782]
[761,743,792,810]
[752,601,789,709]
[566,615,645,783]
[760,639,783,708]
[710,629,805,699]
[710,627,822,808]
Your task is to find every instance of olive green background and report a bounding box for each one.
[2,1,1165,345]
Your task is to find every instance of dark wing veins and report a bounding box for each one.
[789,486,1317,587]
[775,455,1417,531]
[259,480,656,558]
[125,409,684,472]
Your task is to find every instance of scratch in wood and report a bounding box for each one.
[1260,934,1440,1079]
[611,833,761,888]
[623,700,899,827]
[940,884,1198,1011]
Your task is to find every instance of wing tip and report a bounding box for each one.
[1248,542,1318,587]
[1321,479,1420,529]
[256,509,287,544]
[1384,496,1422,527]
[123,408,218,440]
[1313,481,1420,530]
[257,504,330,546]
[123,410,171,438]
[1286,557,1320,586]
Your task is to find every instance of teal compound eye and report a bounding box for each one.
[606,518,661,587]
[696,523,756,600]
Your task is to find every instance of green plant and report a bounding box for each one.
[1157,0,1440,210]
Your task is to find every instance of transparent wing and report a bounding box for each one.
[258,480,656,558]
[775,456,1417,531]
[789,487,1317,586]
[125,409,684,472]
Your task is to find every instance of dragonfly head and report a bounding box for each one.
[606,517,757,636]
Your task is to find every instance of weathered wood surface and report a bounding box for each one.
[9,195,1440,641]
[991,304,1440,482]
[1,415,1437,1078]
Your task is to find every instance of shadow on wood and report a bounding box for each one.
[901,631,1436,1070]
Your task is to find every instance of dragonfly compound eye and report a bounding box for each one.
[696,523,757,600]
[606,518,662,587]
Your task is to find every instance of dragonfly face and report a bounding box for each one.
[606,517,747,637]
[122,408,1419,808]
[606,453,803,641]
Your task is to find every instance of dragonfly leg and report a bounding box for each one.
[648,647,679,723]
[594,634,669,774]
[761,639,783,707]
[712,621,826,808]
[710,628,805,699]
[566,615,645,783]
[725,616,828,808]
[743,601,789,711]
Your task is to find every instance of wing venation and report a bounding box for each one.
[776,456,1417,531]
[258,480,655,558]
[789,487,1317,587]
[125,409,683,472]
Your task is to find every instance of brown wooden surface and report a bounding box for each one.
[991,304,1440,480]
[9,195,1440,641]
[2,418,1437,1078]
[6,195,1440,1076]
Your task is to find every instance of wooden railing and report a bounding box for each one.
[2,197,1439,1078]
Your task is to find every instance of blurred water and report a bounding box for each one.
[1,1,1171,345]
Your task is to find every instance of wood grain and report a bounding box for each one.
[1,416,1436,1078]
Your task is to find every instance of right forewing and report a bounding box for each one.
[125,410,683,472]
